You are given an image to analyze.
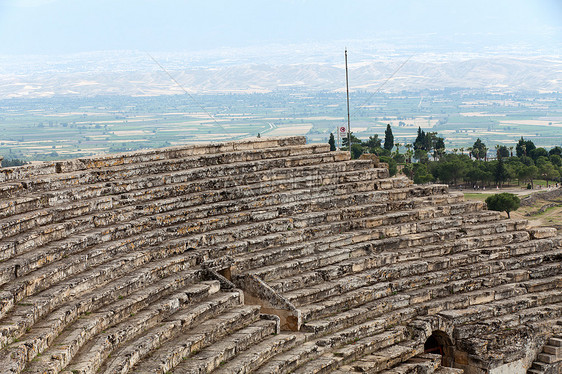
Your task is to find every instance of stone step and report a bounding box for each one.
[378,353,442,374]
[211,332,300,374]
[302,295,415,337]
[65,287,239,374]
[146,318,277,374]
[233,195,475,274]
[0,249,202,350]
[105,304,259,373]
[23,278,217,373]
[0,169,404,270]
[0,164,374,258]
[3,288,241,374]
[0,172,434,286]
[349,340,424,374]
[537,352,558,364]
[300,254,560,338]
[438,289,562,326]
[0,186,394,313]
[281,229,540,312]
[0,168,392,300]
[0,207,140,285]
[269,225,522,298]
[253,339,323,374]
[531,360,550,371]
[542,344,562,356]
[1,146,346,204]
[309,326,408,371]
[0,137,314,189]
[0,137,308,184]
[0,144,346,231]
[0,231,191,321]
[249,213,492,284]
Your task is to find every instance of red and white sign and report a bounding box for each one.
[339,126,347,135]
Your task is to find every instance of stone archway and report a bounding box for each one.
[424,330,455,367]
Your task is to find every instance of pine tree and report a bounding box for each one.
[384,124,394,151]
[494,156,508,187]
[328,133,336,151]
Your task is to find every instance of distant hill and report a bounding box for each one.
[0,54,560,98]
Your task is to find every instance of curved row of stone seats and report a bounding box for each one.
[242,256,561,373]
[0,168,420,308]
[246,234,560,373]
[0,137,426,374]
[0,163,400,318]
[0,137,307,184]
[0,150,387,277]
[0,148,373,299]
[0,136,559,373]
[227,189,561,373]
[0,142,337,240]
[377,353,464,374]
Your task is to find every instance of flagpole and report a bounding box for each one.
[345,49,351,157]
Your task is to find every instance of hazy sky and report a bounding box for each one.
[0,0,560,55]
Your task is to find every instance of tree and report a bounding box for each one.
[384,124,394,151]
[405,143,413,163]
[485,193,520,218]
[530,147,548,161]
[539,162,560,187]
[520,165,539,189]
[412,163,434,184]
[414,127,425,151]
[550,154,561,167]
[433,136,445,160]
[496,145,509,159]
[494,157,508,187]
[471,138,487,160]
[549,146,562,156]
[365,134,382,149]
[414,148,429,164]
[350,143,364,159]
[434,159,466,185]
[516,137,536,157]
[328,133,336,151]
[342,132,361,148]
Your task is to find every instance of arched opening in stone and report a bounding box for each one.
[424,330,454,367]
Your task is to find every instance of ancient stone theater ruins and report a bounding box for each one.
[0,136,560,374]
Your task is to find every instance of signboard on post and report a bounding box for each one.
[338,126,347,136]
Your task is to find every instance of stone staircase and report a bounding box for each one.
[528,320,562,374]
[0,136,559,373]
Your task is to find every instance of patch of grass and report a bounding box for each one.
[463,193,493,202]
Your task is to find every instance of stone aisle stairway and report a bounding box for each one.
[528,320,562,374]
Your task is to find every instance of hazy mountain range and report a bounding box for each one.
[0,48,560,98]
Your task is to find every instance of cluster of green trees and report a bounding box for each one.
[329,125,562,188]
[1,158,27,167]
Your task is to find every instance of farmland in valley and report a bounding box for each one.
[0,89,561,161]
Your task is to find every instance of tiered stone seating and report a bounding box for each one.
[0,136,559,373]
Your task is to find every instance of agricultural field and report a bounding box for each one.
[0,89,561,161]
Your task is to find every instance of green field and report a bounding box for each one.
[0,90,561,161]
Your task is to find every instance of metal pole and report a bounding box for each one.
[345,49,351,157]
[336,127,340,150]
